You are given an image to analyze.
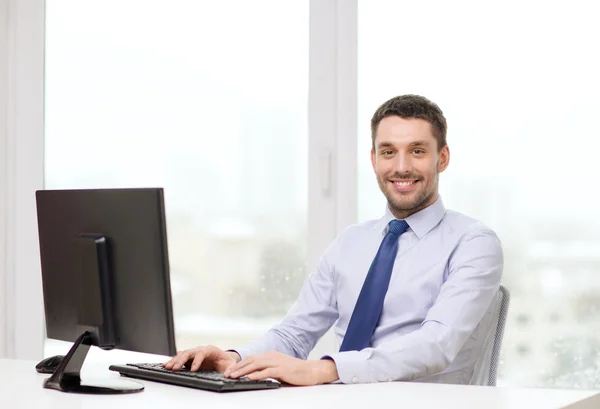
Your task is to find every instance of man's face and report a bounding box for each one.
[371,116,449,219]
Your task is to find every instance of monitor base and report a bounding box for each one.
[44,376,143,394]
[42,331,144,394]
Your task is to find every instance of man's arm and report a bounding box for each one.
[233,248,340,360]
[165,239,341,375]
[326,228,503,384]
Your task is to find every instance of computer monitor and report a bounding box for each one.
[35,188,176,394]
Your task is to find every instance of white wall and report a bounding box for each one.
[0,0,9,358]
[0,0,45,360]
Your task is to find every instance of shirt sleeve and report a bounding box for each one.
[325,227,503,384]
[232,244,340,360]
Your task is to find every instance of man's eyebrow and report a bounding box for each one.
[376,140,432,149]
[376,141,394,149]
[408,140,431,147]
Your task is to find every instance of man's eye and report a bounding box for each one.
[382,150,393,155]
[413,149,425,155]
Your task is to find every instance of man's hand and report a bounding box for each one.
[163,345,240,372]
[223,351,339,386]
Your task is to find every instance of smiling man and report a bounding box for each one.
[164,95,504,385]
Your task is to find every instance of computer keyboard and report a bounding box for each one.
[108,363,281,392]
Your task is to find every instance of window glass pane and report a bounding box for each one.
[358,0,600,388]
[45,0,308,354]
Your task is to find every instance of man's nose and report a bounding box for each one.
[393,153,412,174]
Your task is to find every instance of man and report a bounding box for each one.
[164,94,503,385]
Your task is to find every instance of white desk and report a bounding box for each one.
[0,359,597,409]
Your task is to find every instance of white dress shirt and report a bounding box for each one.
[235,196,504,384]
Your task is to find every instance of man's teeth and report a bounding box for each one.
[395,181,415,186]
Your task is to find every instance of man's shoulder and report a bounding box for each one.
[338,218,381,238]
[324,218,380,252]
[442,209,504,272]
[442,209,498,240]
[347,217,381,230]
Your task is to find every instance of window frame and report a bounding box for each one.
[1,0,358,360]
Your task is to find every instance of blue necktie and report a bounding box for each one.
[339,219,409,352]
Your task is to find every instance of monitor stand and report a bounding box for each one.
[43,331,144,394]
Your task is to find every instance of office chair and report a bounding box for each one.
[469,285,511,386]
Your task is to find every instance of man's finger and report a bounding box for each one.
[162,353,184,369]
[247,368,278,381]
[189,350,207,372]
[224,355,256,376]
[228,359,273,378]
[168,350,193,370]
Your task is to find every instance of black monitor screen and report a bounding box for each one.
[36,188,176,356]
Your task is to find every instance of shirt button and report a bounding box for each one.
[352,376,358,383]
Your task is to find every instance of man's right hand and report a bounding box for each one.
[162,345,241,373]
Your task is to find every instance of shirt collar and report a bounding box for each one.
[377,195,446,239]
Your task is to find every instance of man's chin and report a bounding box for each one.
[389,202,417,213]
[387,197,417,211]
[386,193,427,213]
[387,191,415,204]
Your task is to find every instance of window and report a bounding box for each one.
[358,0,600,388]
[45,0,308,354]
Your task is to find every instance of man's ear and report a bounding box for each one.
[438,145,450,173]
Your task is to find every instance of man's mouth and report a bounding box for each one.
[391,179,419,192]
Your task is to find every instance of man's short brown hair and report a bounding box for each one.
[371,95,447,151]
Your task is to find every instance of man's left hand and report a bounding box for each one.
[223,351,339,386]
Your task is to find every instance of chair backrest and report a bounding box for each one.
[469,285,510,386]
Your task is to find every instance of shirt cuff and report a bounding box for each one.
[322,350,373,384]
[226,349,246,361]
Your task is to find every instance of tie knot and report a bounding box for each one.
[388,219,409,236]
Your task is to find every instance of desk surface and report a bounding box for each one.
[0,359,597,409]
